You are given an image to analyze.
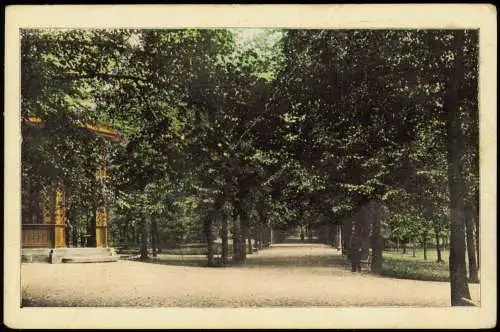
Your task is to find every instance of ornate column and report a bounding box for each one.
[38,183,66,248]
[53,183,67,247]
[94,155,109,248]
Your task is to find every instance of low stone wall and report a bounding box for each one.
[22,248,51,263]
[49,247,118,263]
[22,247,119,263]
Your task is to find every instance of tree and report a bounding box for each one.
[22,28,479,303]
[445,31,473,305]
[272,29,478,298]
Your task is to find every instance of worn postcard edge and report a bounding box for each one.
[3,4,497,329]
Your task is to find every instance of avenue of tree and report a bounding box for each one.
[21,29,479,305]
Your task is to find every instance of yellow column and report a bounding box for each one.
[38,184,66,248]
[54,184,66,248]
[41,186,52,225]
[95,158,108,247]
[95,206,108,247]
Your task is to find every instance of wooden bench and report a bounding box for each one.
[344,252,372,272]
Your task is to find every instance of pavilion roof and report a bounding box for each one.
[26,117,121,142]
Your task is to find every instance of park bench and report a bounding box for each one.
[360,253,372,272]
[344,250,372,272]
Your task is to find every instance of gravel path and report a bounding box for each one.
[21,244,480,307]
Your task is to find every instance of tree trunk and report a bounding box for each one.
[151,216,158,258]
[402,241,406,254]
[204,212,214,267]
[72,218,79,248]
[446,30,472,306]
[256,207,266,249]
[221,210,229,266]
[349,212,363,272]
[253,227,258,250]
[412,238,416,257]
[254,226,259,251]
[68,208,76,247]
[423,235,427,260]
[135,221,140,247]
[465,207,479,283]
[87,207,97,248]
[140,216,149,260]
[254,226,260,251]
[127,222,132,247]
[262,224,267,247]
[435,229,443,263]
[475,216,480,269]
[265,224,271,247]
[262,225,267,247]
[261,225,265,249]
[130,222,134,247]
[258,222,263,249]
[232,212,243,264]
[338,223,343,250]
[370,202,384,274]
[342,219,352,255]
[247,237,253,254]
[308,224,313,243]
[241,231,247,261]
[239,216,247,262]
[474,196,480,269]
[120,221,126,247]
[448,205,472,305]
[232,224,239,264]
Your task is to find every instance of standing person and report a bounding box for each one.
[349,234,363,272]
[351,247,362,272]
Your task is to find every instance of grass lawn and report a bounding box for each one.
[381,249,478,283]
[384,248,450,262]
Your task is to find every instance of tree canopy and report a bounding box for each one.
[21,28,479,305]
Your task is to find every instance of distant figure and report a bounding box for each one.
[300,231,305,242]
[350,247,363,272]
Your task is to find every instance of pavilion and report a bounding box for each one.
[21,117,121,263]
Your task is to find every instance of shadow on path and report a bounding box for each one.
[128,243,351,270]
[126,255,210,268]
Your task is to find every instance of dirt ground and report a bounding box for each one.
[21,243,480,307]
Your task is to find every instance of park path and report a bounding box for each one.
[21,243,480,307]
